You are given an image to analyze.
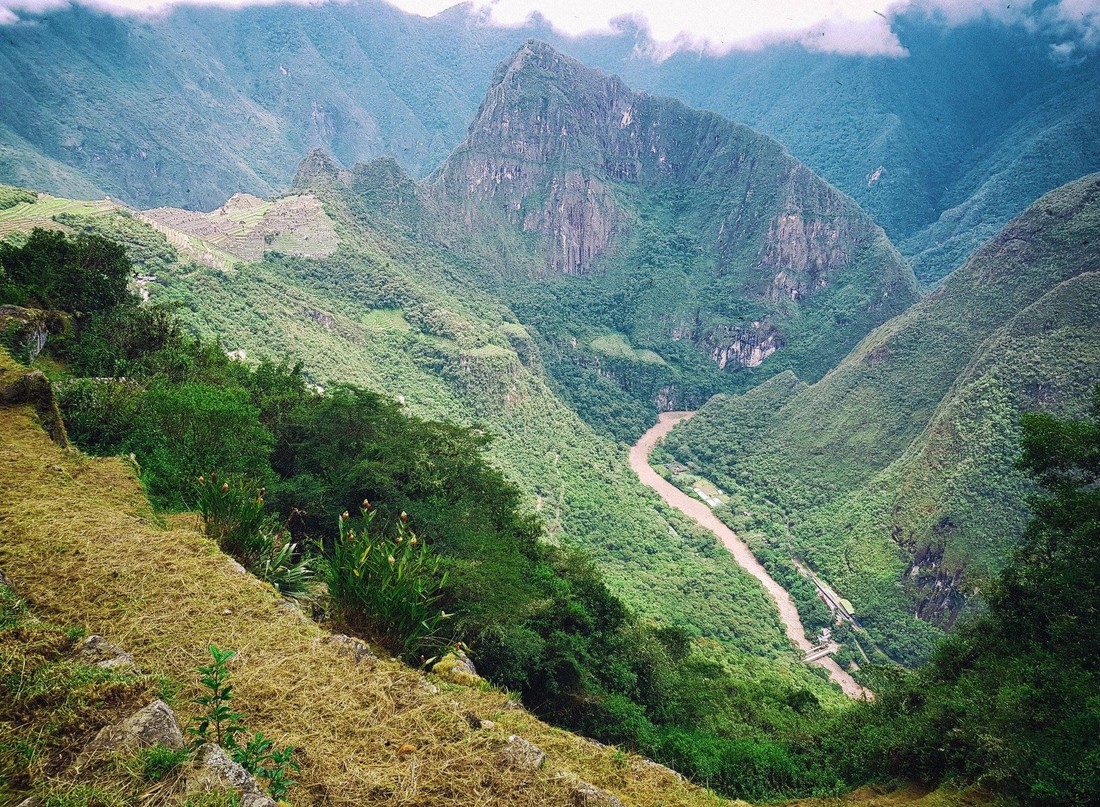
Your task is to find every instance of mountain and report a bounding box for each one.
[665,173,1100,664]
[0,0,516,210]
[426,41,917,436]
[2,5,1098,288]
[613,17,1100,285]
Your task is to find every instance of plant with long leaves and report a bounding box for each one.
[324,503,450,659]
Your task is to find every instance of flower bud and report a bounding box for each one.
[388,555,396,567]
[341,511,350,521]
[198,475,205,484]
[221,482,229,493]
[400,511,408,523]
[362,498,371,510]
[410,536,418,546]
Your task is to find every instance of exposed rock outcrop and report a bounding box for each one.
[81,700,184,759]
[570,779,625,807]
[432,649,482,686]
[184,744,276,807]
[499,735,546,771]
[0,352,69,448]
[317,633,378,665]
[73,634,139,674]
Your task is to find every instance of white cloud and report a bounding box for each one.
[2,0,1099,59]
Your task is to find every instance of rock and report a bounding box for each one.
[463,711,496,731]
[81,700,184,758]
[184,744,275,807]
[499,735,545,771]
[318,634,377,664]
[632,757,685,782]
[418,681,440,696]
[0,366,69,447]
[73,635,139,674]
[431,650,482,686]
[570,780,625,807]
[15,797,42,807]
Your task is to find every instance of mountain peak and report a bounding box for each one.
[292,148,345,194]
[490,39,624,100]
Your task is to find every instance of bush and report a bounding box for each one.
[126,382,273,507]
[0,228,132,312]
[324,505,449,658]
[196,475,313,599]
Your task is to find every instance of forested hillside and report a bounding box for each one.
[666,173,1100,664]
[427,41,917,437]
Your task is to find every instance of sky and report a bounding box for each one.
[1,0,1098,58]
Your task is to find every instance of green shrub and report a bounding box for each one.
[196,475,313,599]
[325,505,449,658]
[196,475,271,567]
[188,646,298,800]
[0,228,132,313]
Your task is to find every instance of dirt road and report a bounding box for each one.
[629,411,870,699]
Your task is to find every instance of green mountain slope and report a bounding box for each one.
[0,1,515,210]
[426,42,917,437]
[0,177,846,708]
[665,173,1100,663]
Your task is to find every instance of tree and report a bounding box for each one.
[0,228,132,312]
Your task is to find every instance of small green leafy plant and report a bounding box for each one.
[188,645,246,750]
[188,646,299,800]
[324,503,450,659]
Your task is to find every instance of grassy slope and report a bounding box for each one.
[0,353,995,807]
[0,392,734,806]
[666,173,1100,662]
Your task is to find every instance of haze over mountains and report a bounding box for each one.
[2,1,1100,284]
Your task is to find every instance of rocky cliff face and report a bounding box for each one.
[430,41,918,383]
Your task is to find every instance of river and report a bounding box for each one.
[629,411,869,699]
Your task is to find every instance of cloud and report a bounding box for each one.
[2,0,1099,60]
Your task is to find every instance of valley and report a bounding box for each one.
[629,411,868,699]
[1,5,1098,804]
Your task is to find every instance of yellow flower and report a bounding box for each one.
[410,537,418,546]
[341,511,350,521]
[400,511,408,523]
[388,555,396,567]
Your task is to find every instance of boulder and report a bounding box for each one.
[431,650,482,686]
[317,633,377,664]
[81,700,184,758]
[632,756,685,782]
[184,743,276,807]
[499,735,545,771]
[570,780,625,807]
[73,635,139,674]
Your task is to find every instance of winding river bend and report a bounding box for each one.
[629,411,869,699]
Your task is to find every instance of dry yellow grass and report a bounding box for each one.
[0,401,741,807]
[0,381,987,807]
